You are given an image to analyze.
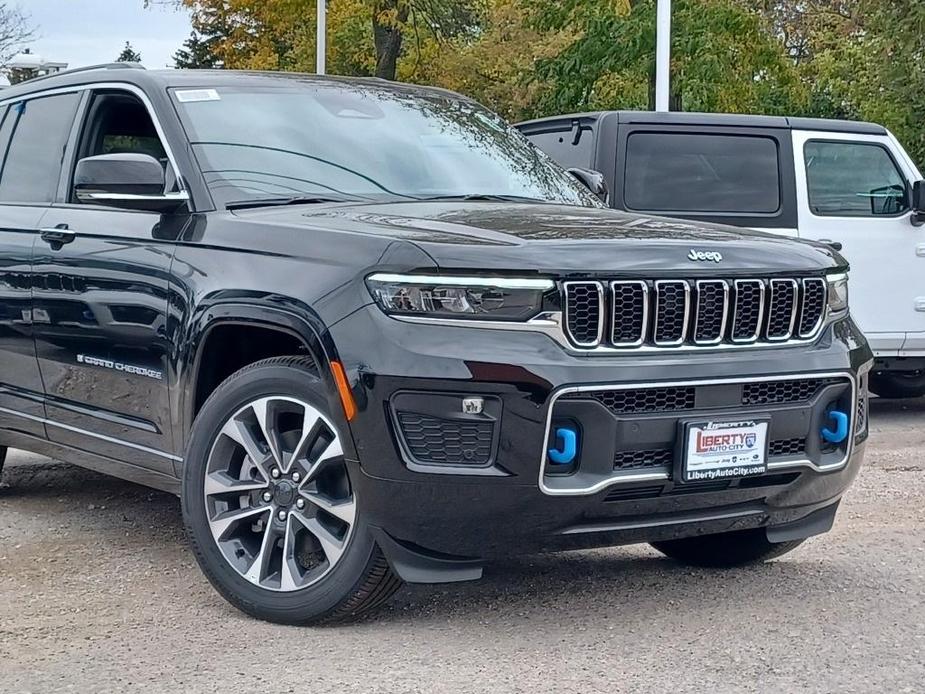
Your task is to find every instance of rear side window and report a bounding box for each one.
[624,132,781,214]
[804,140,909,217]
[0,93,81,203]
[523,125,594,170]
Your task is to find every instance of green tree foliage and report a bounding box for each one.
[116,41,143,63]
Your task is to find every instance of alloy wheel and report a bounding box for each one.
[203,396,355,592]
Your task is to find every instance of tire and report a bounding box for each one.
[869,371,925,399]
[182,356,401,625]
[651,528,805,568]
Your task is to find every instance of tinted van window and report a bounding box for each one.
[624,132,780,214]
[0,93,80,203]
[804,140,909,217]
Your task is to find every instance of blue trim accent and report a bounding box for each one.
[548,427,578,465]
[821,410,849,444]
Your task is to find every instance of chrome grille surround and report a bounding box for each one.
[562,276,829,351]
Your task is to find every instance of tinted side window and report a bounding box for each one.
[0,93,81,203]
[624,132,781,214]
[524,126,594,170]
[804,141,909,217]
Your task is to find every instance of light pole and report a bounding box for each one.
[655,0,671,111]
[317,0,327,75]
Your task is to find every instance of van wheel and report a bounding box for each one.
[869,371,925,399]
[651,528,804,568]
[182,356,401,625]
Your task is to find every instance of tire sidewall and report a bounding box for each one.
[181,360,377,622]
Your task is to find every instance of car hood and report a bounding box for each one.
[235,201,844,275]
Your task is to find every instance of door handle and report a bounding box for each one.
[40,224,76,247]
[819,238,843,252]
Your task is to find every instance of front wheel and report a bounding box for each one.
[869,371,925,399]
[651,528,804,568]
[182,356,401,625]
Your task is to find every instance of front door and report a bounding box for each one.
[793,130,925,349]
[31,88,181,474]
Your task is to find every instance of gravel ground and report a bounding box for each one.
[1,397,923,694]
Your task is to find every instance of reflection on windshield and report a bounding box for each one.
[172,81,600,209]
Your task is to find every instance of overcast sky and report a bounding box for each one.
[21,0,193,70]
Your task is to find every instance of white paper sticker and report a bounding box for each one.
[175,89,221,103]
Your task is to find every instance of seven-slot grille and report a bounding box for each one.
[563,277,828,350]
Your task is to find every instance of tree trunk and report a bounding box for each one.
[372,1,409,80]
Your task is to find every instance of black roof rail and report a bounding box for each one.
[20,61,145,86]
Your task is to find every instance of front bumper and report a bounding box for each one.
[331,306,872,567]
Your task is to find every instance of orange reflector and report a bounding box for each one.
[330,360,357,421]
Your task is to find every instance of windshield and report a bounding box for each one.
[170,82,601,209]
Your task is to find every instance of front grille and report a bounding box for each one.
[742,378,834,406]
[577,387,696,415]
[396,412,493,466]
[563,276,828,350]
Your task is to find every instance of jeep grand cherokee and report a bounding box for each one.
[0,65,871,624]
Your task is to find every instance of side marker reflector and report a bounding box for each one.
[330,360,357,421]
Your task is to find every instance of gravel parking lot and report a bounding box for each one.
[1,396,923,694]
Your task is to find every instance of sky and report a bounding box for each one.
[19,0,193,70]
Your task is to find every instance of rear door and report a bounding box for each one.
[31,87,181,474]
[792,130,925,345]
[0,92,82,439]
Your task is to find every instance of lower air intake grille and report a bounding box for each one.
[614,449,675,470]
[578,387,697,415]
[742,378,833,406]
[396,412,493,466]
[769,438,805,457]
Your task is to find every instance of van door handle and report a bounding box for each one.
[40,224,76,247]
[819,238,843,252]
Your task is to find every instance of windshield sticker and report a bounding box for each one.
[175,88,221,103]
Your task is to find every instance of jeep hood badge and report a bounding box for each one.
[688,249,723,263]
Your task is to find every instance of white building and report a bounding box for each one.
[5,48,69,85]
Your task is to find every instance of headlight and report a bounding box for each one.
[827,273,849,314]
[366,273,553,321]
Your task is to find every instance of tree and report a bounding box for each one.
[174,31,222,68]
[116,41,143,63]
[0,2,35,68]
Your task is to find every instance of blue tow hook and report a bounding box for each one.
[548,427,578,465]
[821,410,849,444]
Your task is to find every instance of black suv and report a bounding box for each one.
[0,65,871,624]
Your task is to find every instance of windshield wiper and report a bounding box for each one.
[226,195,369,210]
[411,194,550,203]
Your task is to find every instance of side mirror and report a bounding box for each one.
[912,180,925,227]
[74,153,189,213]
[567,167,610,205]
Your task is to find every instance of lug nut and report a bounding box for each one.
[292,472,301,483]
[271,468,281,479]
[262,491,272,503]
[296,498,305,510]
[278,510,288,521]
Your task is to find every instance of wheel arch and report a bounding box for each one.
[179,302,346,451]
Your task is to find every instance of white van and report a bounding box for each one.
[517,111,925,398]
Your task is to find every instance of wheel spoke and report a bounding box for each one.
[251,398,284,471]
[204,471,268,498]
[299,436,344,487]
[303,491,356,525]
[244,517,283,584]
[279,517,302,591]
[219,418,272,479]
[294,514,346,566]
[286,405,323,473]
[209,504,268,540]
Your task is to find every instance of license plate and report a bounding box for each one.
[681,419,769,483]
